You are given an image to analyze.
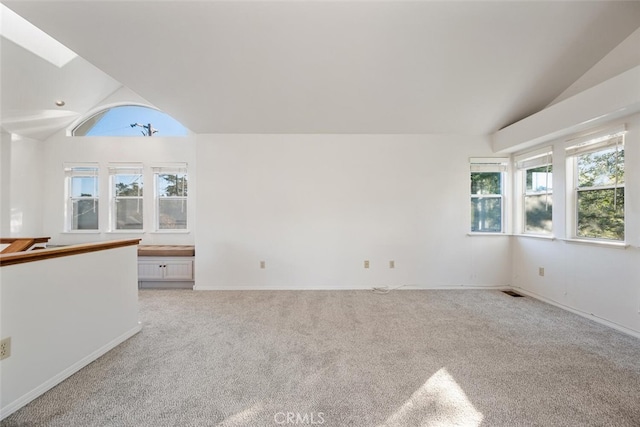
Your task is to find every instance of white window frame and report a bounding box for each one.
[565,126,626,242]
[153,163,188,232]
[64,163,100,232]
[470,158,509,234]
[109,163,144,232]
[515,147,553,236]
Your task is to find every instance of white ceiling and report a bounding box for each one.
[3,1,640,136]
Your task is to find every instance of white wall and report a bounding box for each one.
[8,135,44,237]
[0,244,141,419]
[549,27,640,106]
[40,132,196,246]
[0,131,11,236]
[511,113,640,336]
[195,134,511,290]
[0,133,44,237]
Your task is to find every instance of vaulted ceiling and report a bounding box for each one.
[3,1,640,138]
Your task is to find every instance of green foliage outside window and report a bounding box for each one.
[576,148,624,240]
[471,172,502,232]
[524,165,552,234]
[114,174,143,230]
[158,173,188,197]
[157,173,188,229]
[471,172,501,195]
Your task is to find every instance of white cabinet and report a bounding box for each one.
[138,261,166,280]
[138,257,194,288]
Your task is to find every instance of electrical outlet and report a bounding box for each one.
[364,260,370,269]
[260,261,266,269]
[0,337,11,360]
[389,260,395,269]
[538,267,545,277]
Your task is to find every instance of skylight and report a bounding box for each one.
[0,4,78,68]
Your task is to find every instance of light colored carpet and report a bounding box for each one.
[2,289,640,426]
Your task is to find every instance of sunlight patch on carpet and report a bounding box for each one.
[219,402,264,426]
[382,368,483,427]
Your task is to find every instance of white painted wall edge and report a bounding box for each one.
[194,285,511,291]
[491,65,640,153]
[0,325,141,421]
[511,286,640,340]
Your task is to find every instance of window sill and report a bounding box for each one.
[559,238,629,249]
[467,232,510,237]
[148,230,191,234]
[61,231,101,234]
[106,230,146,234]
[512,234,555,241]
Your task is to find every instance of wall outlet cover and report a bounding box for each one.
[0,337,11,360]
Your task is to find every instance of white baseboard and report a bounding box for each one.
[0,324,142,421]
[193,284,509,291]
[511,286,640,339]
[139,281,194,289]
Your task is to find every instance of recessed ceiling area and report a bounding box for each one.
[3,1,640,136]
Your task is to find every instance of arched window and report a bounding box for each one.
[72,105,189,137]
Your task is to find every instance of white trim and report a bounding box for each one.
[512,234,556,241]
[193,284,511,291]
[64,163,100,232]
[106,230,146,234]
[107,163,144,174]
[151,163,188,172]
[0,325,142,421]
[514,146,553,166]
[469,157,509,164]
[564,123,626,147]
[511,287,640,339]
[466,232,510,237]
[566,134,624,157]
[558,238,629,249]
[66,102,160,136]
[63,162,100,173]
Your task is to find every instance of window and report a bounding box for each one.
[515,148,553,235]
[567,128,625,241]
[65,164,99,230]
[154,165,188,230]
[109,164,143,230]
[470,158,508,233]
[72,105,189,137]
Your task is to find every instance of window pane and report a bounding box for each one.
[157,173,188,197]
[115,174,143,196]
[158,199,187,229]
[525,194,552,234]
[471,197,502,232]
[115,199,143,230]
[71,176,97,197]
[471,172,501,195]
[73,105,188,137]
[526,166,552,192]
[72,199,98,230]
[72,110,108,136]
[577,148,624,188]
[577,188,624,240]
